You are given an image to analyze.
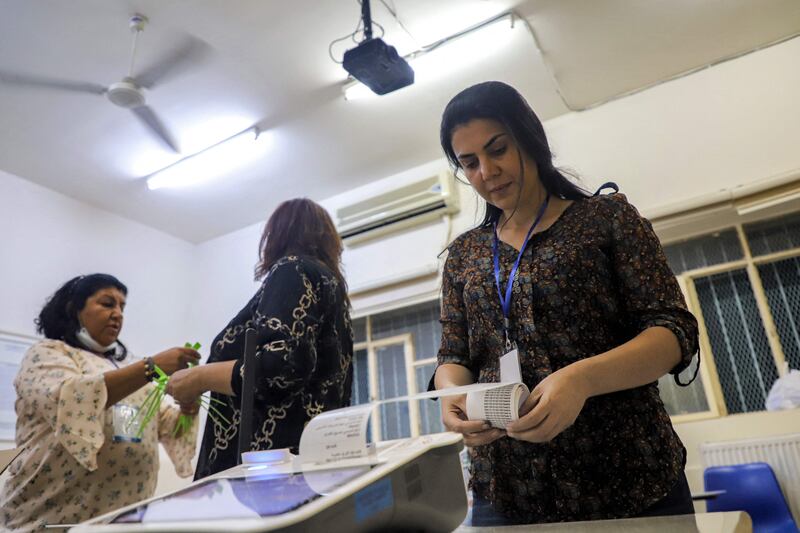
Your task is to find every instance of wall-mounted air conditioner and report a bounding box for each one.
[336,171,460,244]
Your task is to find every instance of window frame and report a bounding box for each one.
[664,277,724,423]
[354,313,440,441]
[668,221,798,420]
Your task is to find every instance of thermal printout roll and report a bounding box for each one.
[465,382,530,429]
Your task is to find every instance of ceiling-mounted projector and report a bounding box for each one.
[343,38,414,95]
[342,0,414,96]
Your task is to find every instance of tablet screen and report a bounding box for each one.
[112,466,369,523]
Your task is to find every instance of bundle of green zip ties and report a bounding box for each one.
[171,376,231,437]
[129,342,231,439]
[172,343,231,436]
[129,364,169,439]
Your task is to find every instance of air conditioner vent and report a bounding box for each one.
[336,171,459,244]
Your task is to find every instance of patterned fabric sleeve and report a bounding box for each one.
[230,260,322,403]
[16,342,107,471]
[604,193,699,374]
[156,399,198,478]
[436,240,474,372]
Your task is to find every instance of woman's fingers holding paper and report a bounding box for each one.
[508,394,550,433]
[463,428,505,447]
[442,393,490,433]
[440,392,506,446]
[518,387,542,417]
[506,368,588,441]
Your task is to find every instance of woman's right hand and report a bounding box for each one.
[441,393,505,447]
[165,367,206,404]
[151,347,200,376]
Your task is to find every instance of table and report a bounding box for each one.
[453,511,751,533]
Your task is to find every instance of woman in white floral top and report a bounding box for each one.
[0,274,200,532]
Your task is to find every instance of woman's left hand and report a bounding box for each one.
[166,367,206,405]
[505,365,590,443]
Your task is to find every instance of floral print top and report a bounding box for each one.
[438,193,699,523]
[0,340,197,532]
[194,255,353,480]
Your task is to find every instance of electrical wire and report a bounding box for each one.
[328,0,386,64]
[328,16,363,64]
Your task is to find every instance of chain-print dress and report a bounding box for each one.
[194,255,353,480]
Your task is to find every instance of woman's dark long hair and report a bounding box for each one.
[36,274,128,360]
[254,198,349,304]
[440,81,590,227]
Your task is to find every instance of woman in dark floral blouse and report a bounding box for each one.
[167,198,353,480]
[433,81,699,525]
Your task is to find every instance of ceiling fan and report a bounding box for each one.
[0,14,208,153]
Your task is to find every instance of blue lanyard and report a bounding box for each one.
[492,194,550,350]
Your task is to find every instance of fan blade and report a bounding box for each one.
[134,34,209,89]
[131,105,179,153]
[0,70,106,95]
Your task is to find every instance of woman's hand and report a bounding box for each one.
[166,367,206,405]
[152,347,200,375]
[441,394,505,447]
[178,399,200,416]
[506,365,590,443]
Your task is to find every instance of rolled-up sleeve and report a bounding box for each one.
[606,194,699,375]
[16,343,108,471]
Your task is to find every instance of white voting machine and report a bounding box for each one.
[70,432,467,533]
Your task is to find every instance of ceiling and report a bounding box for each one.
[1,0,799,243]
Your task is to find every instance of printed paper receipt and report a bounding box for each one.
[298,381,529,466]
[300,404,373,464]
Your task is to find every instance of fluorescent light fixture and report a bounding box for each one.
[344,15,516,101]
[735,189,800,215]
[344,80,379,101]
[146,127,270,190]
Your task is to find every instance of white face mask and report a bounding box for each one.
[76,326,119,354]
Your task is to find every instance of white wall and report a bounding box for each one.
[0,169,195,353]
[183,220,264,352]
[546,36,800,216]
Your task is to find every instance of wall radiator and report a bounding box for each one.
[700,433,800,524]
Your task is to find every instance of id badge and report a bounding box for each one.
[113,403,142,443]
[499,348,522,384]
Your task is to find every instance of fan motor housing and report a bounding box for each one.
[107,79,145,108]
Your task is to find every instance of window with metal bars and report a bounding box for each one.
[663,212,800,417]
